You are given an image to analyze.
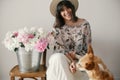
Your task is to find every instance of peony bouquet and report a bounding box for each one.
[3,27,48,53]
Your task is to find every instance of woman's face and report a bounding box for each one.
[60,6,72,21]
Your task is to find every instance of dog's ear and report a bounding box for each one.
[87,44,94,54]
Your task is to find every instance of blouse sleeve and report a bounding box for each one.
[83,21,92,44]
[51,28,65,54]
[82,21,92,54]
[76,21,92,56]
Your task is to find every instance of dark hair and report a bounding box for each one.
[54,0,78,28]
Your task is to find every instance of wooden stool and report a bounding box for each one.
[10,65,46,80]
[9,49,47,80]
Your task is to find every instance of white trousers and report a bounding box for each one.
[46,53,88,80]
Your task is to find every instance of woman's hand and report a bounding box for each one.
[69,51,76,60]
[65,51,77,73]
[69,61,76,73]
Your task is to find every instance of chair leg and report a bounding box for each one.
[45,77,46,80]
[41,77,46,80]
[10,76,15,80]
[19,77,23,80]
[31,77,37,80]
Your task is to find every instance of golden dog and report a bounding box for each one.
[76,45,114,80]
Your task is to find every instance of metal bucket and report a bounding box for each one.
[16,48,41,73]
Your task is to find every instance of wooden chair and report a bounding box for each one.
[9,49,47,80]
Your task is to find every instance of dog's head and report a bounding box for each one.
[77,45,95,70]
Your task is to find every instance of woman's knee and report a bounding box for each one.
[49,53,66,64]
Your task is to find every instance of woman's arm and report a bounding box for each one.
[80,21,92,55]
[65,51,78,63]
[65,51,77,73]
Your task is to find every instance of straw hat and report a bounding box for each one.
[50,0,79,16]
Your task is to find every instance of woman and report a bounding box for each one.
[47,0,91,80]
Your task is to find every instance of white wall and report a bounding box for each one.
[0,0,120,80]
[78,0,120,79]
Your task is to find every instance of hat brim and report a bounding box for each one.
[50,0,79,16]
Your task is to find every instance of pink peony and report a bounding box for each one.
[18,34,34,43]
[34,38,48,53]
[18,34,29,43]
[28,34,34,39]
[13,32,18,37]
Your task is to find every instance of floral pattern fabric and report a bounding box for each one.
[52,20,91,56]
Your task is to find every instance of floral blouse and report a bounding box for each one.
[52,20,91,56]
